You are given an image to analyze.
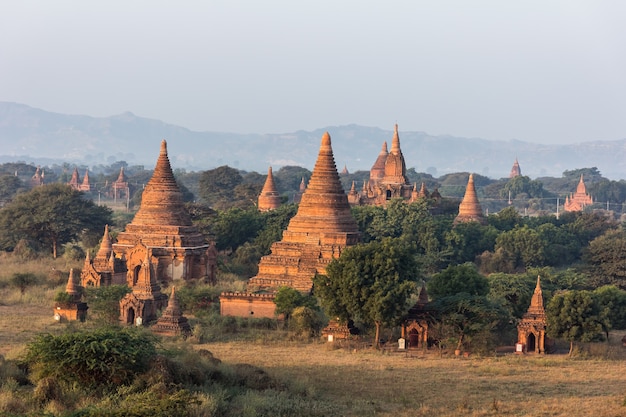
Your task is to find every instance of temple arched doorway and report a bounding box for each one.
[527,333,536,352]
[127,307,135,325]
[409,328,419,348]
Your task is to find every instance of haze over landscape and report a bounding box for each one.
[2,2,626,142]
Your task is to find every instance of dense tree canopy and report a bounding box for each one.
[546,290,609,355]
[0,184,112,258]
[583,229,626,289]
[428,263,489,300]
[313,238,420,347]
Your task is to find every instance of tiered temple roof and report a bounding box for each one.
[258,166,282,211]
[351,125,414,206]
[454,173,486,225]
[247,132,360,293]
[563,174,593,212]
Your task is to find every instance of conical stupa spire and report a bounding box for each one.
[418,182,429,198]
[527,276,545,315]
[576,174,587,194]
[285,133,359,235]
[258,166,281,211]
[65,268,80,298]
[454,174,485,224]
[82,169,90,187]
[417,282,429,307]
[116,167,126,182]
[69,167,80,187]
[390,124,401,154]
[130,140,192,226]
[164,286,183,316]
[96,224,113,260]
[383,124,408,184]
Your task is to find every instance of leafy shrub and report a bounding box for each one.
[53,291,73,304]
[290,306,324,336]
[10,272,41,295]
[62,243,85,261]
[84,285,131,324]
[22,327,158,389]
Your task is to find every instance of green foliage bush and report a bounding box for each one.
[84,285,131,324]
[10,272,41,295]
[23,327,158,389]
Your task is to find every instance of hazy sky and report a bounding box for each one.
[2,1,626,144]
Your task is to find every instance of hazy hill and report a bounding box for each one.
[1,102,625,179]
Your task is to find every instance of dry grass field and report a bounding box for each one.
[2,256,626,416]
[2,298,626,416]
[202,340,626,417]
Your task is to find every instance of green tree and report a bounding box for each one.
[445,221,498,264]
[592,285,626,331]
[274,286,317,322]
[583,229,626,289]
[198,165,244,208]
[494,225,545,270]
[84,285,132,324]
[10,272,41,296]
[313,238,419,347]
[431,293,505,352]
[0,174,24,202]
[365,199,447,272]
[487,206,523,232]
[0,184,112,258]
[546,290,609,355]
[487,272,536,318]
[500,176,547,200]
[428,263,489,300]
[209,207,263,252]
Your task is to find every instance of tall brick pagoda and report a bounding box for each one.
[113,140,216,284]
[221,132,360,317]
[454,173,486,225]
[250,131,359,292]
[257,166,281,211]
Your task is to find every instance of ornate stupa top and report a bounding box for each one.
[258,166,281,211]
[370,141,389,182]
[383,124,409,184]
[576,174,587,194]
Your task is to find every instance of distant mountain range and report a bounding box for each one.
[1,102,625,179]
